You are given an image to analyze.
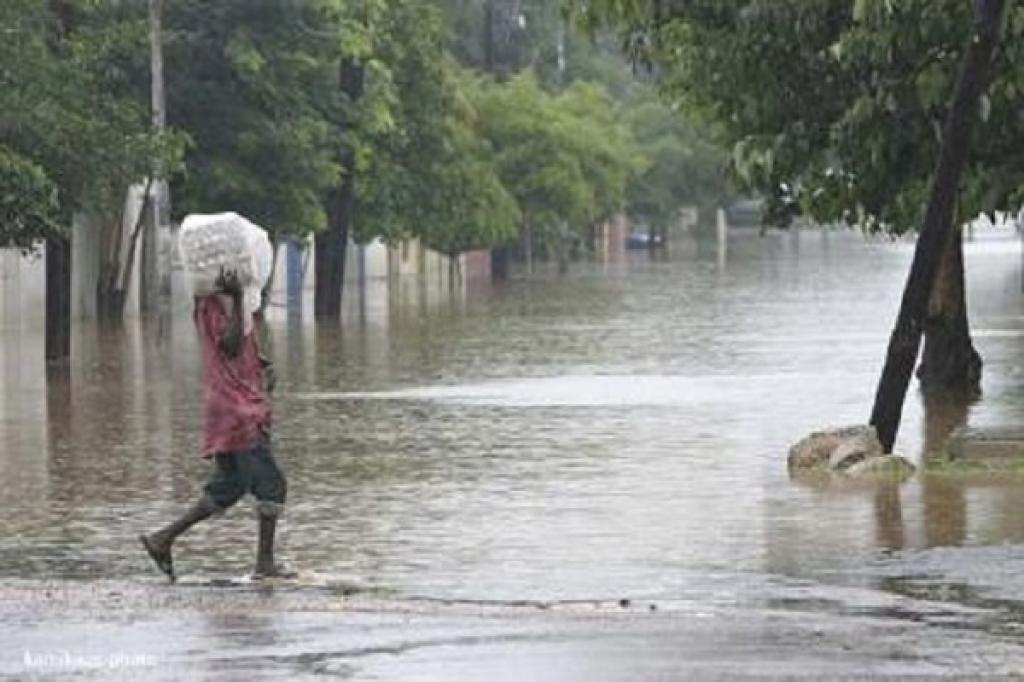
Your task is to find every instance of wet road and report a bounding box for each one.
[3,228,1024,679]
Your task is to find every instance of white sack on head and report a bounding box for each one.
[241,219,273,327]
[179,212,272,333]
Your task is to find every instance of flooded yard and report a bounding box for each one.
[3,228,1024,679]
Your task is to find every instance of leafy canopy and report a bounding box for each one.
[571,0,1024,232]
[0,0,181,249]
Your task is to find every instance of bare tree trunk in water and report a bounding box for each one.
[491,247,510,280]
[314,59,363,319]
[869,0,1004,452]
[45,236,71,363]
[916,227,982,398]
[45,0,73,363]
[314,175,353,319]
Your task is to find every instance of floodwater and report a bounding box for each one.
[4,228,1024,679]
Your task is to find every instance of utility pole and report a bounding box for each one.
[144,0,172,320]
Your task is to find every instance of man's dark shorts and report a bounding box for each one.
[203,437,287,518]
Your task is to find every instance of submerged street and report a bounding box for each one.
[4,229,1024,679]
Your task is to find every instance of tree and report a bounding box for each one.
[572,0,1023,409]
[444,0,725,268]
[869,0,1005,451]
[468,72,642,272]
[356,51,522,263]
[415,96,521,268]
[166,0,343,238]
[161,0,384,319]
[314,55,363,320]
[161,0,527,317]
[60,1,184,319]
[0,149,60,252]
[0,2,62,251]
[624,90,727,240]
[315,0,525,313]
[441,0,567,278]
[1,0,180,358]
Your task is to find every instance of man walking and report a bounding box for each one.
[140,270,290,581]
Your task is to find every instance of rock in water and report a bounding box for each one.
[788,425,882,472]
[842,455,916,481]
[828,428,884,471]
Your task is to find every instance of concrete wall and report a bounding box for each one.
[265,236,390,309]
[389,238,422,278]
[0,246,46,333]
[3,224,489,332]
[461,250,491,281]
[363,240,388,280]
[71,187,148,323]
[386,239,481,285]
[267,238,307,309]
[594,214,631,263]
[70,187,145,321]
[70,213,99,321]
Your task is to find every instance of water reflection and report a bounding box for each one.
[1,229,1023,605]
[921,396,970,548]
[873,483,905,551]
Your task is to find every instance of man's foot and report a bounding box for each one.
[139,534,175,583]
[251,563,297,580]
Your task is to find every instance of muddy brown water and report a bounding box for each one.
[3,228,1024,620]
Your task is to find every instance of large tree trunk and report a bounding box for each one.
[45,236,71,363]
[491,246,510,280]
[314,59,363,319]
[313,182,352,318]
[916,227,982,397]
[45,1,73,363]
[868,0,1004,452]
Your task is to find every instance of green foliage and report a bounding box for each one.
[624,91,726,230]
[444,0,727,244]
[0,147,60,252]
[165,0,347,239]
[343,0,521,255]
[0,0,726,267]
[419,114,522,256]
[557,81,647,222]
[164,0,521,256]
[442,0,559,76]
[469,72,643,245]
[0,1,59,249]
[571,0,1024,233]
[0,0,182,247]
